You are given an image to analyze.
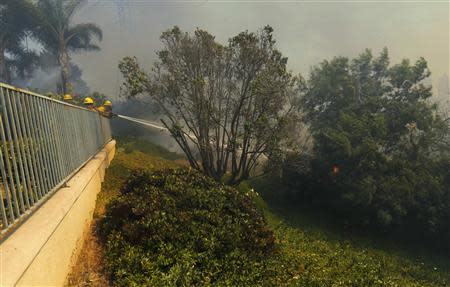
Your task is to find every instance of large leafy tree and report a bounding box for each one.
[34,0,102,94]
[304,48,448,168]
[0,0,38,83]
[120,26,300,184]
[295,48,450,242]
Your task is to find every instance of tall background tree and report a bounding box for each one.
[0,0,38,83]
[284,48,450,250]
[34,0,102,94]
[120,26,300,184]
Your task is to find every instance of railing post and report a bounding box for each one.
[0,87,27,214]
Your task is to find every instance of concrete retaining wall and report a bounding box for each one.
[0,140,116,287]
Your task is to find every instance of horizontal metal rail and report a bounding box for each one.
[0,83,112,234]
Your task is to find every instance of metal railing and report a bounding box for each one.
[0,83,112,233]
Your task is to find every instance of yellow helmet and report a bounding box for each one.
[103,100,112,107]
[83,97,94,105]
[63,94,73,101]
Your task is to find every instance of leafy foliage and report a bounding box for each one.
[0,0,39,83]
[0,0,102,93]
[284,48,450,252]
[34,0,102,93]
[271,211,450,287]
[119,26,300,184]
[99,168,282,286]
[86,138,450,286]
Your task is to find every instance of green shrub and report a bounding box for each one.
[99,168,279,286]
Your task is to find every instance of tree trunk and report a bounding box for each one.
[0,44,7,83]
[58,43,70,94]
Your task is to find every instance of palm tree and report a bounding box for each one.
[6,41,40,81]
[35,0,102,94]
[0,0,37,83]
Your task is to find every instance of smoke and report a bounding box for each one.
[73,1,449,103]
[111,99,183,153]
[18,1,443,150]
[437,74,450,99]
[436,74,450,115]
[112,117,182,153]
[14,62,90,97]
[14,67,60,93]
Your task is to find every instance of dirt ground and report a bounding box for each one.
[65,222,110,287]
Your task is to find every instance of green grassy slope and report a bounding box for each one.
[94,137,183,216]
[250,179,450,287]
[94,138,450,286]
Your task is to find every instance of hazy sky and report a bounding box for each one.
[73,0,449,101]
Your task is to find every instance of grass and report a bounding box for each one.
[68,138,450,286]
[250,178,450,286]
[93,137,185,217]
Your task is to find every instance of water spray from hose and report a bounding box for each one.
[116,114,168,131]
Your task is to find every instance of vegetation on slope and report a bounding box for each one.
[94,137,182,216]
[99,169,282,286]
[119,28,450,257]
[69,138,450,286]
[284,49,450,254]
[66,138,182,286]
[252,179,450,287]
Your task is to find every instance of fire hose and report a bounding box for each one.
[116,114,168,131]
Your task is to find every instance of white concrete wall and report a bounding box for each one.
[0,140,116,287]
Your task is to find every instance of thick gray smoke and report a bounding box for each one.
[15,67,60,93]
[73,1,449,103]
[14,63,90,97]
[21,1,444,148]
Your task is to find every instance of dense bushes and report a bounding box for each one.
[285,155,450,238]
[283,49,450,253]
[99,168,281,286]
[93,139,450,286]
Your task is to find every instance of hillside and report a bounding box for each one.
[67,138,450,286]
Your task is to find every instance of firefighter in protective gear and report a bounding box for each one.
[83,97,96,111]
[104,100,112,108]
[63,94,73,103]
[97,100,114,118]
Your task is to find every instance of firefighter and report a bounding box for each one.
[83,97,96,111]
[98,100,114,118]
[63,94,73,103]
